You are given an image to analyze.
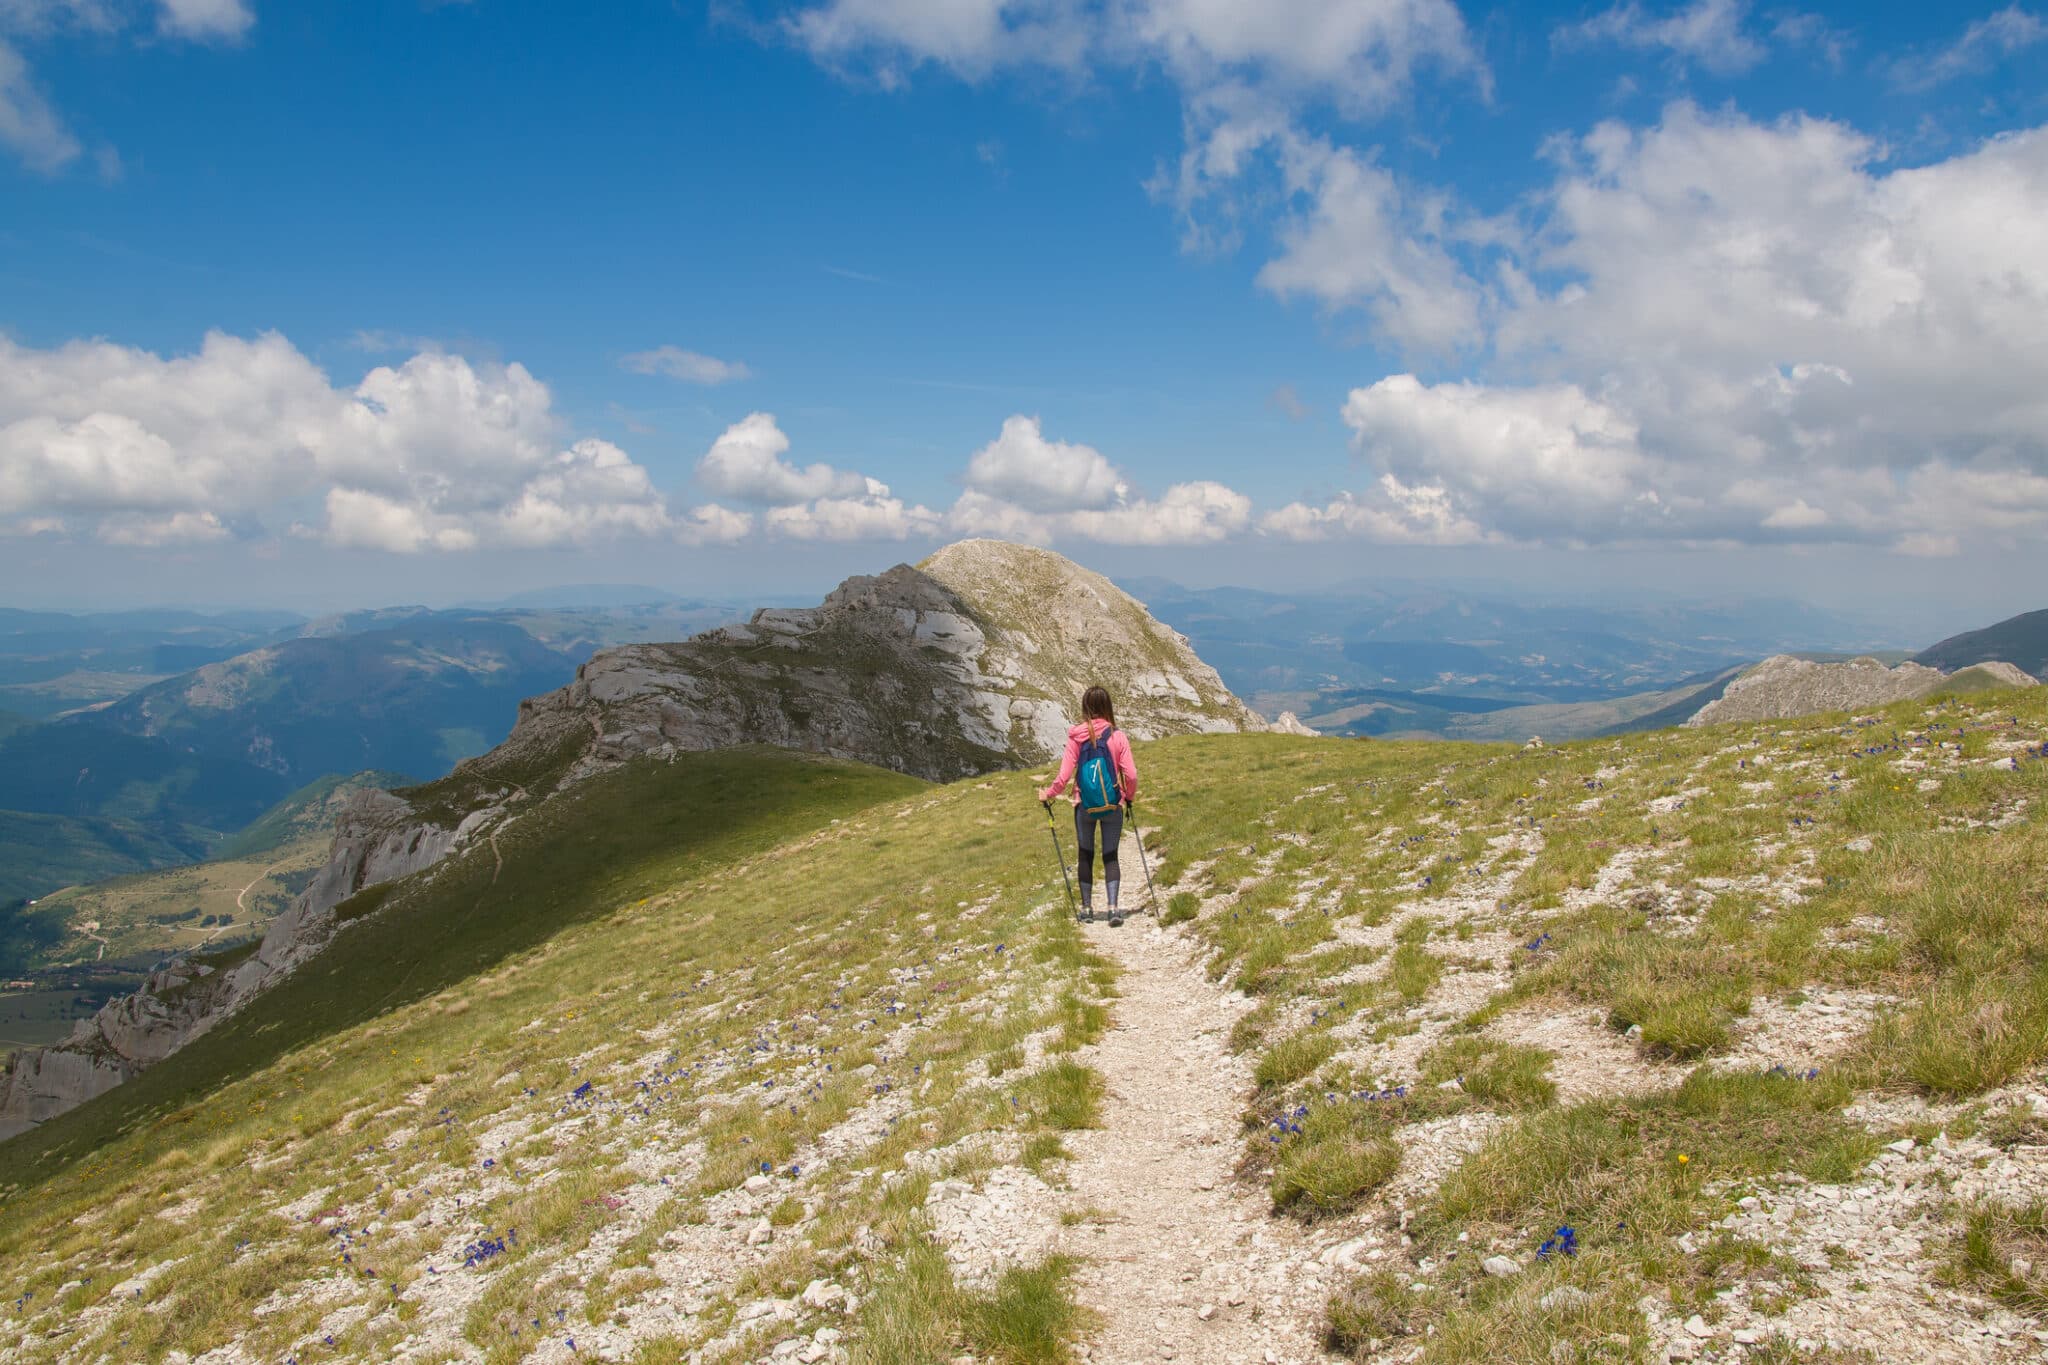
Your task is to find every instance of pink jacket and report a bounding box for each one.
[1040,719,1139,806]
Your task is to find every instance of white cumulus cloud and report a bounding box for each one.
[695,413,868,505]
[962,414,1127,511]
[1067,479,1252,545]
[765,480,942,541]
[1256,136,1485,353]
[1260,476,1493,546]
[945,414,1252,546]
[1239,103,2048,552]
[0,330,722,552]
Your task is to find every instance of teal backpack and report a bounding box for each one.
[1075,724,1123,814]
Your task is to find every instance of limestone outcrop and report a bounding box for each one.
[1686,654,2038,728]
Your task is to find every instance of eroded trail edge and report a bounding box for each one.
[1057,916,1342,1365]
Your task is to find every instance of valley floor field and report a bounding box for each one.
[3,693,2048,1363]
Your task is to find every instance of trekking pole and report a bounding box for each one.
[1126,800,1159,915]
[1042,800,1081,921]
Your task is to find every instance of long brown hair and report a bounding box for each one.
[1081,685,1116,730]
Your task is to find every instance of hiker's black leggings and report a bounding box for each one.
[1075,806,1122,906]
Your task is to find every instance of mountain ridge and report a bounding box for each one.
[0,540,1265,1138]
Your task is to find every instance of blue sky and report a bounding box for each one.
[2,1,2045,630]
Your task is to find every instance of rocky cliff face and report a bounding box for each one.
[489,540,1260,790]
[0,540,1266,1140]
[1687,654,2038,728]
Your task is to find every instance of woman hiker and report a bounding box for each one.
[1040,685,1140,927]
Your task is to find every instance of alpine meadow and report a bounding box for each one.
[5,3,2048,1364]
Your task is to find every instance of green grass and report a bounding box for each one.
[1326,1268,1437,1353]
[1255,1030,1337,1090]
[1016,1058,1104,1131]
[1432,1070,1875,1238]
[1953,1200,2048,1316]
[1133,693,2048,1360]
[1419,1037,1556,1110]
[961,1255,1089,1362]
[1269,1100,1405,1217]
[855,1242,1089,1364]
[1389,940,1443,1003]
[1861,820,2048,1094]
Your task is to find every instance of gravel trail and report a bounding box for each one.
[1061,915,1342,1364]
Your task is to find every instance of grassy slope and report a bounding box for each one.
[1152,686,2048,1360]
[1,691,2045,1361]
[0,810,208,907]
[0,747,925,1181]
[0,742,1121,1364]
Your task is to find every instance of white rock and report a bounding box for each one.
[1685,1314,1714,1339]
[1482,1255,1518,1277]
[747,1218,774,1246]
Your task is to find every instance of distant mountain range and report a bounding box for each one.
[1125,578,1901,728]
[1915,609,2048,679]
[1131,580,2045,744]
[0,600,745,901]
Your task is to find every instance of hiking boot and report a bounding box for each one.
[1078,910,1095,923]
[1108,911,1124,928]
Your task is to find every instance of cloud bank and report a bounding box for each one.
[0,332,749,551]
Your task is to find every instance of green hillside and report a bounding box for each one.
[1916,608,2048,679]
[213,769,411,863]
[14,772,405,1000]
[0,619,585,899]
[0,809,209,908]
[2,697,2046,1363]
